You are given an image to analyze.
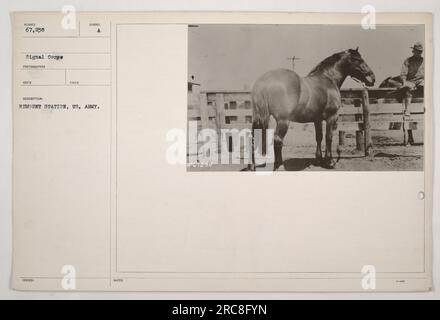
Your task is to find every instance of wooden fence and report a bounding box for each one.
[187,88,424,157]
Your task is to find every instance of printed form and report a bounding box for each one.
[12,12,432,291]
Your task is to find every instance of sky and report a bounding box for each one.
[188,24,424,91]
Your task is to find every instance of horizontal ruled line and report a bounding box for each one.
[21,52,110,54]
[22,36,110,39]
[20,68,111,71]
[21,84,110,87]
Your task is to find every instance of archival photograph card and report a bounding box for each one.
[12,12,432,291]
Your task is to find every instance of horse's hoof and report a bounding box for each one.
[315,157,323,166]
[322,158,337,169]
[277,164,286,171]
[274,162,284,171]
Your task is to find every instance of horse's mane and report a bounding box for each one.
[308,51,346,76]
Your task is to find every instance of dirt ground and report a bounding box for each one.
[280,124,424,171]
[188,123,424,172]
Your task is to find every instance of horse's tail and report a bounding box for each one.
[248,93,270,171]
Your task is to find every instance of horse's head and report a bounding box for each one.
[345,47,375,87]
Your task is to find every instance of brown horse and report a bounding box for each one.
[249,48,375,171]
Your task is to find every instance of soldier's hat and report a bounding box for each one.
[411,42,423,52]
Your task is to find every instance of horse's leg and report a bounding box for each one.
[248,121,259,171]
[274,119,289,170]
[314,120,323,165]
[248,116,269,171]
[323,116,338,169]
[403,90,414,145]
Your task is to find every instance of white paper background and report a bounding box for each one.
[1,0,439,299]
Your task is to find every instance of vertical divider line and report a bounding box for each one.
[109,21,112,287]
[115,24,118,275]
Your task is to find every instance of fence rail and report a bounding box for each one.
[188,88,424,156]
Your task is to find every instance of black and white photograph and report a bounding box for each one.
[188,24,425,171]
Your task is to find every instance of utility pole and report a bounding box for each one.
[287,56,300,70]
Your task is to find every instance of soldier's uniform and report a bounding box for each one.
[400,42,424,94]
